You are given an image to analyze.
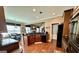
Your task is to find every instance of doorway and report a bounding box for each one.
[57,24,63,47]
[52,23,59,42]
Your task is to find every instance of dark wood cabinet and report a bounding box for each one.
[41,35,46,43]
[24,34,47,46]
[27,34,41,45]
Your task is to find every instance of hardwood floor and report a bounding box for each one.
[19,40,64,53]
[24,43,53,53]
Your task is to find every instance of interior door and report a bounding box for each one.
[52,24,58,40]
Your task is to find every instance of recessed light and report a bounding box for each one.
[52,13,55,15]
[33,8,36,12]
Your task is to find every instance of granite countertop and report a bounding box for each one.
[24,33,46,36]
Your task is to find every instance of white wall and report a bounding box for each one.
[45,16,64,42]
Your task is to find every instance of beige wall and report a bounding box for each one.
[45,16,64,42]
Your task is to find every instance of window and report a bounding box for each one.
[73,22,78,34]
[25,27,31,34]
[6,25,21,34]
[70,21,78,34]
[36,28,40,33]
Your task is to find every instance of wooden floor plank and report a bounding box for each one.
[19,40,64,53]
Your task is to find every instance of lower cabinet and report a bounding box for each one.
[27,34,41,45]
[24,34,47,46]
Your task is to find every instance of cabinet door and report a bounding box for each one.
[35,34,41,42]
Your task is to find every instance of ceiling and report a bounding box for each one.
[4,6,74,25]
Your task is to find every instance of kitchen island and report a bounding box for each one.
[23,33,48,46]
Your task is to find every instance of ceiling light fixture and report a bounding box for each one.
[33,8,36,12]
[52,13,55,15]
